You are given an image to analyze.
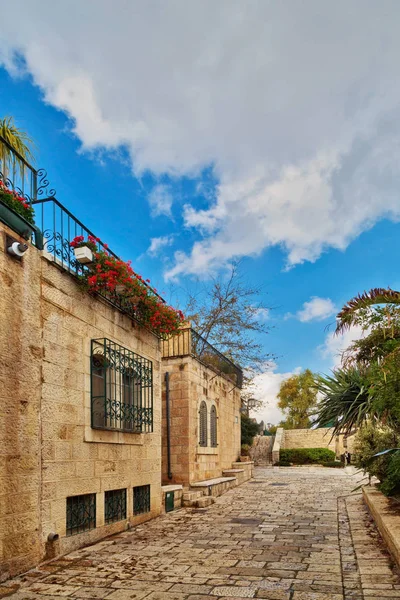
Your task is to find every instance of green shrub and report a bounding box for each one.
[279,448,336,465]
[354,423,400,496]
[241,444,251,456]
[275,460,291,466]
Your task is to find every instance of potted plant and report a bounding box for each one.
[0,179,36,240]
[70,235,100,264]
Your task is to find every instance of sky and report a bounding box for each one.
[1,0,400,425]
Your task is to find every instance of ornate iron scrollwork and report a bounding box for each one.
[37,168,56,199]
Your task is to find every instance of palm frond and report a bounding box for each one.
[0,116,35,179]
[335,288,400,335]
[314,367,373,437]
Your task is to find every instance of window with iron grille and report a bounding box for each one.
[210,405,218,447]
[104,488,127,524]
[199,401,208,447]
[133,484,151,515]
[91,338,153,433]
[66,493,96,536]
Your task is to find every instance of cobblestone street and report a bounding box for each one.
[2,467,400,600]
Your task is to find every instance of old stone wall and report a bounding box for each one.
[0,223,43,580]
[273,427,356,462]
[282,428,337,452]
[0,221,162,577]
[162,355,241,486]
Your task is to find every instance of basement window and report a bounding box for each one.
[66,493,96,536]
[133,484,151,515]
[105,488,127,524]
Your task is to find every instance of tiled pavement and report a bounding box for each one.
[2,467,400,600]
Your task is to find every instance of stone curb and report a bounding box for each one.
[363,484,400,567]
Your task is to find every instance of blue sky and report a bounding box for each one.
[1,1,400,423]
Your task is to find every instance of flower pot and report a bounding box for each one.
[74,245,93,264]
[0,200,36,241]
[239,456,251,462]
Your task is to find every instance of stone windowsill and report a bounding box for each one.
[196,446,219,455]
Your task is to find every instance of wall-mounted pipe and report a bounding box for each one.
[165,371,173,480]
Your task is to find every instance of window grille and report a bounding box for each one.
[66,493,96,536]
[133,484,151,515]
[104,488,127,524]
[210,405,218,447]
[91,338,153,433]
[199,401,208,447]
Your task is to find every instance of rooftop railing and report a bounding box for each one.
[162,327,243,388]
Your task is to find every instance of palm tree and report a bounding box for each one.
[336,288,400,335]
[0,116,34,181]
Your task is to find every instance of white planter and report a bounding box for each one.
[74,246,93,264]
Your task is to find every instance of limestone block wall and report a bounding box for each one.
[162,356,241,486]
[0,220,162,577]
[40,258,162,557]
[0,223,42,580]
[282,428,337,452]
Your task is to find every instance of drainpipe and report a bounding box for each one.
[165,371,173,480]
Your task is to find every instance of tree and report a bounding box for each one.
[277,369,318,429]
[184,261,274,412]
[241,414,260,446]
[0,116,34,178]
[185,261,273,370]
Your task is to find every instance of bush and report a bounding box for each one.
[279,448,336,465]
[275,460,291,466]
[241,444,251,456]
[354,423,400,496]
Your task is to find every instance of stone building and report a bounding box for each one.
[0,189,163,578]
[161,328,244,489]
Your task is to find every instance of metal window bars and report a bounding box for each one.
[162,328,243,388]
[91,338,153,433]
[66,493,96,536]
[104,488,127,524]
[133,484,151,515]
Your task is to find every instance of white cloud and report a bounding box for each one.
[148,185,173,218]
[319,325,366,369]
[1,2,400,276]
[249,362,302,425]
[253,307,270,322]
[147,235,174,257]
[296,296,337,323]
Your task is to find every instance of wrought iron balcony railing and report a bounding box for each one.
[0,133,53,203]
[162,327,243,388]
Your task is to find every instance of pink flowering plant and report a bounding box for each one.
[0,179,35,224]
[69,236,185,338]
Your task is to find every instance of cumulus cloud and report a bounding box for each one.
[146,235,174,257]
[148,185,173,218]
[249,362,302,425]
[295,297,337,323]
[1,2,400,276]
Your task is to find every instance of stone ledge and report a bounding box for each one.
[363,484,400,567]
[161,484,183,492]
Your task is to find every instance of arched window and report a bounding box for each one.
[199,401,208,447]
[210,405,218,448]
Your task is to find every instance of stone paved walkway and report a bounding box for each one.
[2,467,400,600]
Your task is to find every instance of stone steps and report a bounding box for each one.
[182,490,216,508]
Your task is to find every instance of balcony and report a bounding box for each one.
[162,327,243,388]
[0,135,178,339]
